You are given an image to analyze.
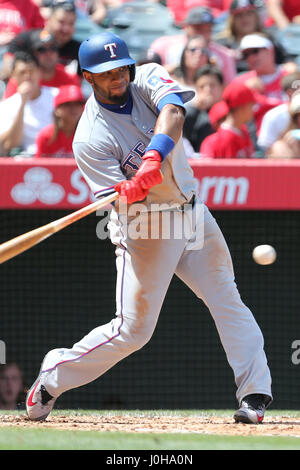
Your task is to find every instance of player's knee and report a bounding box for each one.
[128,329,153,352]
[121,319,154,352]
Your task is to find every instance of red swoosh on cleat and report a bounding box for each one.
[27,381,39,407]
[257,413,264,423]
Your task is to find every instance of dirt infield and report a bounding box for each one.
[1,414,300,437]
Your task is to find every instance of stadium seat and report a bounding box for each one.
[104,1,181,61]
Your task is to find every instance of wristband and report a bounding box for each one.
[146,133,175,161]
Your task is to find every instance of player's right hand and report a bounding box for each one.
[114,178,149,204]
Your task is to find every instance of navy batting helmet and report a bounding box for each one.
[78,32,136,81]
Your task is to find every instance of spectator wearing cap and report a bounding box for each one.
[35,84,85,158]
[217,0,263,47]
[147,6,236,84]
[2,29,80,99]
[266,0,300,30]
[183,64,224,152]
[237,33,298,100]
[235,32,298,133]
[208,100,229,130]
[215,0,287,73]
[1,0,81,82]
[0,52,57,156]
[258,71,300,153]
[266,93,300,158]
[200,80,256,158]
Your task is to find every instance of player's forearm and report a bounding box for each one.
[154,104,185,144]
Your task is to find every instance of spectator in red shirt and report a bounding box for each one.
[235,33,298,133]
[2,29,80,99]
[200,80,256,158]
[208,99,229,130]
[266,0,300,30]
[35,84,85,158]
[0,0,44,48]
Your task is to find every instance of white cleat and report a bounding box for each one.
[26,354,56,421]
[234,394,271,424]
[26,378,56,421]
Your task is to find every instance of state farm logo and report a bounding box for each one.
[11,167,65,205]
[199,176,249,205]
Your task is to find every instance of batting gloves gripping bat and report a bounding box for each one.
[114,178,149,204]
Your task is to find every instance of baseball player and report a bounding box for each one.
[26,32,272,424]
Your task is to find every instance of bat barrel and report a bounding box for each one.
[0,191,118,265]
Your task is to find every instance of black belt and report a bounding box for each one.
[181,194,195,210]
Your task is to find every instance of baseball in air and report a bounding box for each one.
[252,245,277,265]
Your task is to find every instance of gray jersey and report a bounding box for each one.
[73,63,198,210]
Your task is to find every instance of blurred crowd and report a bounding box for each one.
[1,0,300,158]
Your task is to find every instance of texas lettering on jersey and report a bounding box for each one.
[122,141,145,176]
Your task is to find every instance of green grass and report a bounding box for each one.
[1,427,300,450]
[0,410,300,450]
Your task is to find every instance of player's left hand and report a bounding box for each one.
[135,150,163,190]
[114,178,149,204]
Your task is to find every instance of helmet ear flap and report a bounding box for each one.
[129,64,136,82]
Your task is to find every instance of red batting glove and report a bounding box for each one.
[135,150,163,190]
[114,178,149,204]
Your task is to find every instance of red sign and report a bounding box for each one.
[0,157,300,210]
[192,159,300,210]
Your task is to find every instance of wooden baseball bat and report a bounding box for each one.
[0,191,119,265]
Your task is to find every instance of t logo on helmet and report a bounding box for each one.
[104,42,117,58]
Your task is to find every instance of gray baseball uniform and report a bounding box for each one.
[38,63,272,406]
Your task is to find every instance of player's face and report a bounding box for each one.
[84,66,131,105]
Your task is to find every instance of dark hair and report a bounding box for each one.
[180,35,211,80]
[193,64,224,85]
[12,51,39,70]
[50,0,76,13]
[0,362,23,381]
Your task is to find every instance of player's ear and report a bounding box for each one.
[83,71,93,84]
